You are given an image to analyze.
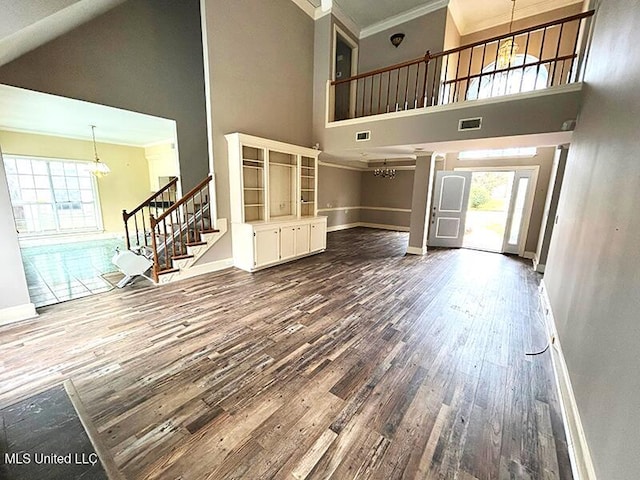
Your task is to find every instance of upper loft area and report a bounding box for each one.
[311,0,596,155]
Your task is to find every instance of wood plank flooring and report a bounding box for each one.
[0,228,572,479]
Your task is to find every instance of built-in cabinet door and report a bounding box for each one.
[295,225,310,256]
[310,221,326,252]
[280,226,296,260]
[254,228,280,267]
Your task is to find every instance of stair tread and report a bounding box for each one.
[172,254,194,260]
[186,241,207,247]
[199,229,219,234]
[157,268,179,275]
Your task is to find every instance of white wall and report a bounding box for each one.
[0,148,34,321]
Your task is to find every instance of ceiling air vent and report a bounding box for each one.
[355,131,371,142]
[458,117,482,131]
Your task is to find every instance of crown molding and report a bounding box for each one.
[288,0,318,19]
[459,0,583,36]
[360,0,449,39]
[327,2,361,38]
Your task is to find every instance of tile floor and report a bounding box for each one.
[20,237,125,307]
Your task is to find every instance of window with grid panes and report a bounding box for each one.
[3,156,101,235]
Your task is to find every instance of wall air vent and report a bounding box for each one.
[355,131,371,142]
[458,117,482,131]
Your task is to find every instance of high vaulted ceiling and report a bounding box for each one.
[0,0,124,66]
[0,85,176,147]
[303,0,583,37]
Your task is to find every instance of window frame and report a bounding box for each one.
[3,154,104,237]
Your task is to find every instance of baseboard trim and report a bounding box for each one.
[327,223,360,232]
[327,222,410,233]
[406,246,427,255]
[540,281,597,480]
[359,222,410,232]
[0,303,37,326]
[523,251,536,260]
[158,258,234,284]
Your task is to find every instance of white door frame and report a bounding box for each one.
[454,166,539,256]
[332,24,358,118]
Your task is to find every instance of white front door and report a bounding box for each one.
[428,171,472,248]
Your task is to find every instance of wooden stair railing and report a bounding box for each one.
[122,177,178,250]
[330,9,595,120]
[150,174,215,281]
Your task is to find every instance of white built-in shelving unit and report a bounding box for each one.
[226,133,326,272]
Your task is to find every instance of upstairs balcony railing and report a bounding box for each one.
[330,10,595,122]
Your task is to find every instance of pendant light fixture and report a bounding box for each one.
[373,160,396,179]
[496,0,519,69]
[87,125,110,178]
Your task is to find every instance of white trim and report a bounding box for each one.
[318,206,410,213]
[326,83,583,128]
[360,222,410,232]
[523,251,536,260]
[0,126,173,149]
[319,161,365,171]
[0,303,38,326]
[360,206,411,212]
[406,245,427,255]
[224,133,320,157]
[460,0,584,36]
[359,0,449,38]
[540,282,597,480]
[327,221,409,232]
[434,217,461,238]
[453,165,541,173]
[327,222,360,232]
[158,258,234,285]
[365,165,416,171]
[318,206,360,212]
[329,2,361,39]
[288,0,317,18]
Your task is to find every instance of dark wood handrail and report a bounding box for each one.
[152,175,212,225]
[332,10,595,87]
[431,10,595,59]
[123,177,178,220]
[442,53,578,85]
[333,53,430,86]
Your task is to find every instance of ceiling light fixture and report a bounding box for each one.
[496,0,519,69]
[87,125,110,178]
[373,160,396,179]
[390,33,405,48]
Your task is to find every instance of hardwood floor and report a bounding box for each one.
[0,228,572,479]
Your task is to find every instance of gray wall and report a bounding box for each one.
[317,162,414,230]
[358,7,447,72]
[197,0,315,262]
[0,0,209,191]
[360,168,414,228]
[320,89,582,155]
[318,163,362,228]
[0,150,31,311]
[444,147,556,253]
[544,1,640,477]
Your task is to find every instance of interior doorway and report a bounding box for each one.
[333,26,358,121]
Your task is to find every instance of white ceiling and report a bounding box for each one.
[0,0,124,66]
[301,0,583,37]
[0,84,176,147]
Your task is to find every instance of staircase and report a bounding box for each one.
[122,175,225,284]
